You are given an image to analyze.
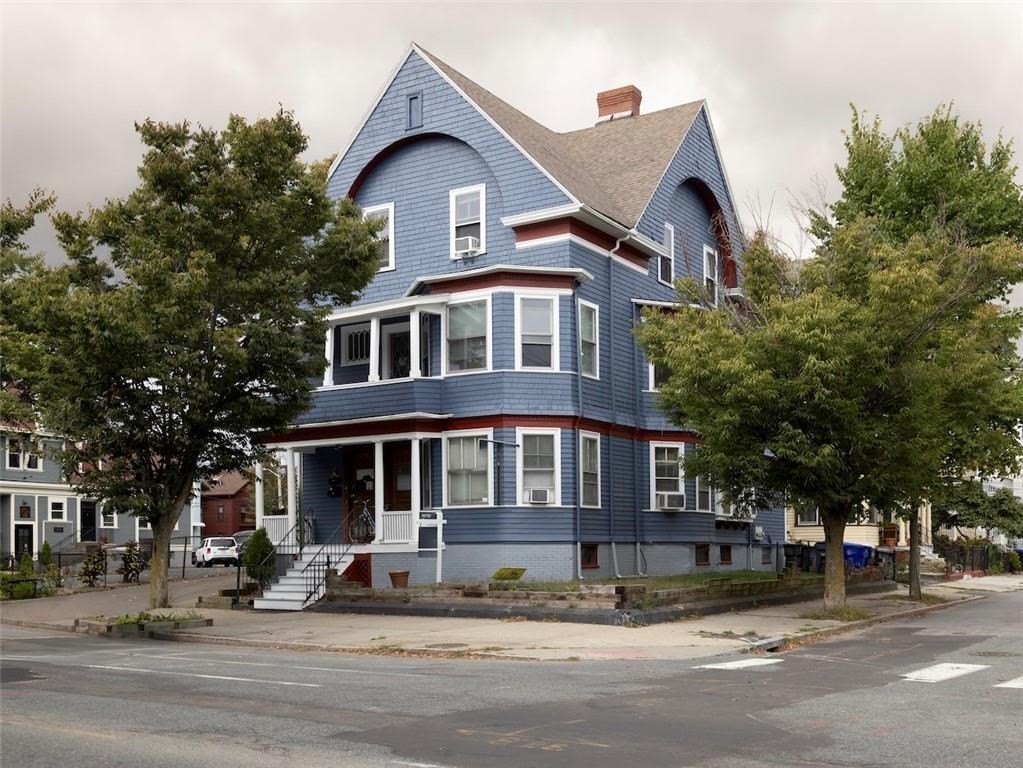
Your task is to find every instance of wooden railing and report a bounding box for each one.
[379,510,414,544]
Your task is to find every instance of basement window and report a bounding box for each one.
[581,543,599,569]
[719,544,732,565]
[695,543,710,566]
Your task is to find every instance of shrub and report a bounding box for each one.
[79,548,107,587]
[1006,551,1022,574]
[18,553,34,577]
[116,541,145,583]
[39,541,52,568]
[42,564,64,591]
[243,528,275,589]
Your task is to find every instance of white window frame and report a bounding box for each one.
[49,497,67,521]
[658,223,675,286]
[704,245,719,306]
[647,362,671,392]
[100,504,117,529]
[442,429,493,507]
[795,504,820,526]
[340,323,372,367]
[579,431,601,509]
[695,477,715,513]
[444,296,491,374]
[6,440,42,472]
[449,183,486,259]
[650,443,685,510]
[517,427,561,506]
[514,294,560,371]
[578,299,599,379]
[363,202,395,272]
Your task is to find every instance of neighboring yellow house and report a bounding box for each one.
[787,503,933,548]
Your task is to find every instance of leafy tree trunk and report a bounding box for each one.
[822,510,848,609]
[908,506,922,600]
[148,512,175,609]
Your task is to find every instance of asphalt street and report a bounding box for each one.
[2,591,1020,768]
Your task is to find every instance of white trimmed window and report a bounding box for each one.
[445,433,490,506]
[659,223,674,285]
[651,444,686,510]
[795,503,819,526]
[6,441,41,471]
[518,428,560,506]
[580,432,601,508]
[364,203,395,272]
[100,505,116,528]
[450,184,485,258]
[704,245,718,305]
[579,300,598,378]
[695,477,715,512]
[648,362,671,391]
[517,296,558,370]
[340,323,372,366]
[447,299,488,372]
[49,498,66,521]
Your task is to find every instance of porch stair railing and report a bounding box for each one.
[252,520,354,611]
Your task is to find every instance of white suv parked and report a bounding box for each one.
[194,537,239,567]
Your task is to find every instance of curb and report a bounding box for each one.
[743,594,988,654]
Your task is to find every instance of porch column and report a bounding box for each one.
[254,462,265,529]
[409,310,421,378]
[368,317,381,382]
[285,447,297,538]
[322,325,334,387]
[374,441,384,542]
[410,438,421,518]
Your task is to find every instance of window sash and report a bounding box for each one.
[447,436,487,506]
[580,303,597,377]
[704,247,718,304]
[448,301,487,371]
[520,298,553,368]
[654,447,682,493]
[581,435,600,507]
[50,501,65,520]
[101,508,116,527]
[7,445,21,469]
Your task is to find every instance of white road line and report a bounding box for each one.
[129,654,433,678]
[85,664,321,687]
[994,675,1023,689]
[901,663,989,683]
[694,658,784,670]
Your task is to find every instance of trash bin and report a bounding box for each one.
[842,543,874,569]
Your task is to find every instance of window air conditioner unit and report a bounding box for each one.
[656,492,686,510]
[754,526,765,541]
[453,235,481,257]
[527,488,550,504]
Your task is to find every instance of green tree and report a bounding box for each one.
[638,107,1023,609]
[243,527,275,590]
[932,480,1023,540]
[810,104,1023,597]
[38,540,53,569]
[7,111,380,608]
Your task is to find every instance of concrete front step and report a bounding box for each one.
[251,598,306,611]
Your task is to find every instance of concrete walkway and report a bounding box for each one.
[3,573,1021,661]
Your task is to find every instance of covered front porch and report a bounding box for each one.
[256,433,442,558]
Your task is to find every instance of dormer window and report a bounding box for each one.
[659,223,674,286]
[450,184,485,258]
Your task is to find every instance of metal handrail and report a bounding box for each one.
[50,526,81,552]
[300,519,353,605]
[233,519,305,606]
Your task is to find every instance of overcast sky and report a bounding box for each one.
[3,1,1021,262]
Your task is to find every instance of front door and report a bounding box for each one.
[14,525,33,558]
[343,444,375,544]
[80,500,97,542]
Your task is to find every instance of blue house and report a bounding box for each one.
[1,427,195,566]
[255,44,784,605]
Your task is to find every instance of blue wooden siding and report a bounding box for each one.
[0,435,66,485]
[636,109,745,278]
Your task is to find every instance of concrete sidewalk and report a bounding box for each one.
[3,573,1020,661]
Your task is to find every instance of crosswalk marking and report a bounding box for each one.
[994,675,1023,689]
[900,663,989,683]
[694,658,784,670]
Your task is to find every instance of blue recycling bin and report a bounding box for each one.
[842,543,874,569]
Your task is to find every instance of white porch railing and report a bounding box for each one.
[379,510,414,544]
[263,515,291,545]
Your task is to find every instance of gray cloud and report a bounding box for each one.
[3,1,1021,262]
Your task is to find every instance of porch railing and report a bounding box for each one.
[380,510,415,544]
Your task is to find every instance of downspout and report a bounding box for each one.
[632,303,647,577]
[608,238,624,578]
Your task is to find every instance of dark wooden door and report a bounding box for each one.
[14,525,32,557]
[80,500,97,542]
[343,444,375,543]
[384,441,411,512]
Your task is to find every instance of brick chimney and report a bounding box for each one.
[597,85,642,120]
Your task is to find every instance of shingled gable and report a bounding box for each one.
[415,45,705,230]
